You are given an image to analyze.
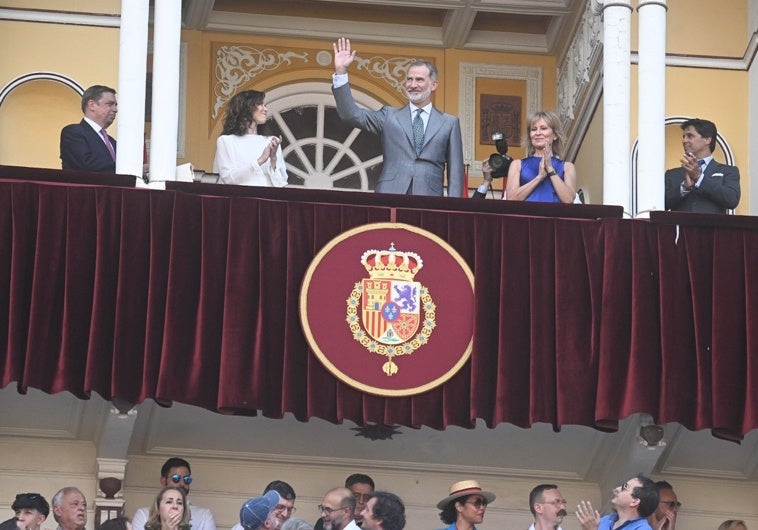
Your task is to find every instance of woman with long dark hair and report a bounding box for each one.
[213,89,288,187]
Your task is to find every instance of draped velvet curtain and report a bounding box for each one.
[1,166,756,441]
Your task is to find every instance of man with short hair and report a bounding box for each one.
[345,474,374,527]
[649,481,680,530]
[315,474,374,530]
[664,118,740,213]
[529,484,567,530]
[60,85,118,172]
[360,492,405,530]
[576,474,659,530]
[240,491,281,530]
[1,493,50,530]
[132,457,216,530]
[232,480,297,530]
[319,488,357,530]
[331,37,464,197]
[51,488,86,530]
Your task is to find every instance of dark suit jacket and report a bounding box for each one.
[664,160,740,213]
[60,119,117,172]
[333,83,463,197]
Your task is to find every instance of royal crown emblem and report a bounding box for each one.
[346,243,436,376]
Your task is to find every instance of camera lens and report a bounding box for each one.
[487,153,512,178]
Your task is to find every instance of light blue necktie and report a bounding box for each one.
[413,109,424,156]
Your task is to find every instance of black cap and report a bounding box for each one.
[12,494,50,517]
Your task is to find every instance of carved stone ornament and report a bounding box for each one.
[352,55,416,96]
[213,46,309,118]
[458,62,542,172]
[557,2,602,127]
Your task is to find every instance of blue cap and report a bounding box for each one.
[241,490,281,530]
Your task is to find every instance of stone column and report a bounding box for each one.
[636,0,668,216]
[115,0,149,181]
[599,0,633,214]
[148,0,182,187]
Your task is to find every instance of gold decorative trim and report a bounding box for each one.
[300,222,474,397]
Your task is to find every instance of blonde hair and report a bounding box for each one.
[144,487,191,530]
[719,521,747,530]
[523,110,566,158]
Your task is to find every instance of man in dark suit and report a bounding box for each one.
[331,37,463,197]
[664,118,740,213]
[60,85,118,172]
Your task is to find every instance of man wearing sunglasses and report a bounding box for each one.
[132,457,216,530]
[529,484,567,530]
[576,474,659,530]
[648,481,680,530]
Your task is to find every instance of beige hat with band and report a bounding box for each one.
[437,480,496,510]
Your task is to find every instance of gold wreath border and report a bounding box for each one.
[299,222,474,397]
[346,283,436,362]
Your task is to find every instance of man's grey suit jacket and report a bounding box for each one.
[333,83,464,197]
[664,160,740,213]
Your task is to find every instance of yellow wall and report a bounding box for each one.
[632,0,749,57]
[573,99,604,205]
[1,0,119,10]
[0,20,119,169]
[181,32,556,180]
[574,0,751,211]
[0,2,749,210]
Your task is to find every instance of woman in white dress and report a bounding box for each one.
[213,89,289,187]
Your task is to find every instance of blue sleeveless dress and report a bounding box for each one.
[519,156,566,203]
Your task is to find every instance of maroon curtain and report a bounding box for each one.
[1,166,756,441]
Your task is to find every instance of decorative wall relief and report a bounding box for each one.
[479,94,521,146]
[213,46,309,118]
[351,55,416,97]
[556,2,602,127]
[459,62,541,170]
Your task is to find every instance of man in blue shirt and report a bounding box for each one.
[576,475,659,530]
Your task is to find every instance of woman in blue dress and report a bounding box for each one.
[505,110,577,203]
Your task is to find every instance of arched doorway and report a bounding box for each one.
[265,82,384,191]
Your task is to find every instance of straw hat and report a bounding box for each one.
[436,480,496,510]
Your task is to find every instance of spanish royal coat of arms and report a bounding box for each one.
[346,243,436,376]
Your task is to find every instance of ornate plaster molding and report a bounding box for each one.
[352,55,416,97]
[458,62,542,172]
[556,2,602,127]
[213,46,309,118]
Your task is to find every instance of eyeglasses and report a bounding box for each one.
[466,499,488,508]
[318,505,347,516]
[353,493,372,503]
[660,501,682,509]
[171,474,192,485]
[274,505,297,515]
[540,499,568,506]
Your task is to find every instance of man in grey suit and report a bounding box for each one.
[331,37,464,197]
[664,118,740,213]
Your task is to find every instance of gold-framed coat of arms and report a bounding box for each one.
[300,223,474,397]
